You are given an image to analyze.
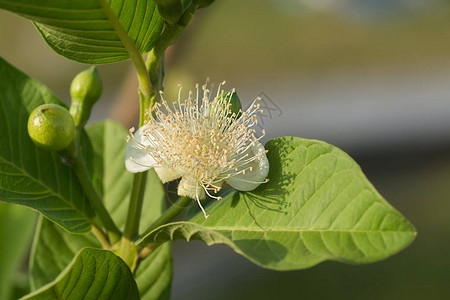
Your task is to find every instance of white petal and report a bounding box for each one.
[125,124,157,173]
[226,141,269,191]
[155,166,181,183]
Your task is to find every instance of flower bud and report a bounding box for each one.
[69,67,102,127]
[28,104,75,151]
[195,0,215,9]
[226,90,242,117]
[216,89,242,119]
[154,0,183,25]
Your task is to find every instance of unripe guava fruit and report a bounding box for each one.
[27,104,75,151]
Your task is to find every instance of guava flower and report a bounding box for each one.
[125,82,269,218]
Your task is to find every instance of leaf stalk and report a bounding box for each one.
[71,154,121,243]
[139,196,192,247]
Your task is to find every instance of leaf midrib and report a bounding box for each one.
[216,227,416,234]
[0,156,91,220]
[160,222,416,234]
[0,1,102,13]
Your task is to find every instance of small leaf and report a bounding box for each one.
[0,57,95,233]
[139,136,416,270]
[30,121,172,299]
[22,248,140,300]
[0,0,164,64]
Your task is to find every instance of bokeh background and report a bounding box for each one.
[1,0,450,299]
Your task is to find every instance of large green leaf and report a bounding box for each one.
[0,203,36,300]
[0,57,95,233]
[0,0,164,64]
[30,121,172,300]
[23,248,140,300]
[139,136,416,270]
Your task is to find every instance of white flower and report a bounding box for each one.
[125,82,269,218]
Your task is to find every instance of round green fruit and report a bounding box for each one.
[27,104,75,151]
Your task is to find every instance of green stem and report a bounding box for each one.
[97,0,155,266]
[118,129,149,267]
[97,0,152,110]
[146,24,183,83]
[120,92,153,266]
[146,50,164,97]
[123,172,148,240]
[91,225,112,249]
[143,11,194,110]
[72,157,121,243]
[139,89,158,125]
[138,243,159,260]
[97,0,196,266]
[121,25,188,252]
[140,196,192,240]
[118,171,147,269]
[127,24,187,252]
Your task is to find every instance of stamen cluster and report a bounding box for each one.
[126,82,269,218]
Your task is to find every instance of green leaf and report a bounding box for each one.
[139,136,416,270]
[0,203,36,300]
[30,121,172,299]
[29,218,100,290]
[0,0,164,64]
[23,248,140,300]
[134,244,172,300]
[0,57,94,233]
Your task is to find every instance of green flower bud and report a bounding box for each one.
[154,0,183,25]
[27,104,75,151]
[195,0,215,9]
[69,67,102,127]
[218,89,242,118]
[178,5,195,27]
[227,90,242,116]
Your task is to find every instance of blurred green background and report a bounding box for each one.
[1,0,449,299]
